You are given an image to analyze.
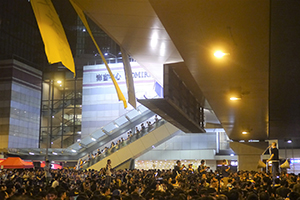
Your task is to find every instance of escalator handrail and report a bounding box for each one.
[70,105,152,150]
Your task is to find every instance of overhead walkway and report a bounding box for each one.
[81,121,182,170]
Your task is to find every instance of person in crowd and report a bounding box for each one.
[79,159,83,166]
[105,159,112,188]
[220,159,230,178]
[103,147,108,154]
[127,131,132,141]
[147,121,154,132]
[97,149,101,156]
[154,115,159,123]
[135,127,140,133]
[87,154,91,162]
[52,177,59,189]
[198,159,209,174]
[173,160,186,178]
[44,159,52,186]
[141,123,146,131]
[188,164,194,173]
[110,142,115,149]
[267,142,279,182]
[0,165,300,200]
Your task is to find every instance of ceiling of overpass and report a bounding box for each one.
[72,0,300,142]
[149,0,269,141]
[72,0,183,85]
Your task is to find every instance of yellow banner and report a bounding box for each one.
[31,0,75,76]
[70,0,127,108]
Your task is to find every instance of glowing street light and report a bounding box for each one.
[230,96,242,101]
[214,50,229,59]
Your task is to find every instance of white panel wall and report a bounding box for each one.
[153,132,217,150]
[137,149,216,160]
[82,62,157,136]
[88,123,181,170]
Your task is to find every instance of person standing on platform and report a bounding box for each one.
[44,159,52,186]
[267,142,279,182]
[173,160,185,178]
[220,159,230,178]
[198,160,209,174]
[219,159,230,190]
[105,159,112,188]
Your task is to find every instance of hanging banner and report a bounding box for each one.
[121,47,136,109]
[70,0,127,108]
[31,0,75,76]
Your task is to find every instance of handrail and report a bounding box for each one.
[73,104,151,149]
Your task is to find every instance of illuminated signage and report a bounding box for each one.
[95,71,151,82]
[96,73,121,82]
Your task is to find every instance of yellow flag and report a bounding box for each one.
[70,0,127,108]
[31,0,75,76]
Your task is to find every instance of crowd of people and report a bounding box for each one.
[0,157,299,200]
[78,115,160,168]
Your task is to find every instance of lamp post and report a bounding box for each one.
[45,79,52,161]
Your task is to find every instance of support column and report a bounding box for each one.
[230,142,268,171]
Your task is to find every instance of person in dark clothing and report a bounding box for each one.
[267,142,279,182]
[220,159,230,178]
[173,160,185,178]
[105,159,112,188]
[198,160,209,174]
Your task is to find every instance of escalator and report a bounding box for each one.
[18,105,158,161]
[69,105,156,158]
[81,121,182,170]
[41,91,82,148]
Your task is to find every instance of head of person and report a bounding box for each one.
[176,160,181,166]
[272,142,277,148]
[258,192,269,200]
[107,159,111,164]
[47,188,58,200]
[288,192,300,200]
[246,192,258,200]
[201,160,205,165]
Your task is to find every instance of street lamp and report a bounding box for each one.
[214,50,230,59]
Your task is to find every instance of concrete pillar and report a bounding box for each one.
[230,142,268,171]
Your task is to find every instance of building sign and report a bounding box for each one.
[95,71,151,82]
[96,73,122,82]
[83,62,153,86]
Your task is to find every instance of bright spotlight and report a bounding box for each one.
[230,96,241,101]
[214,51,226,58]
